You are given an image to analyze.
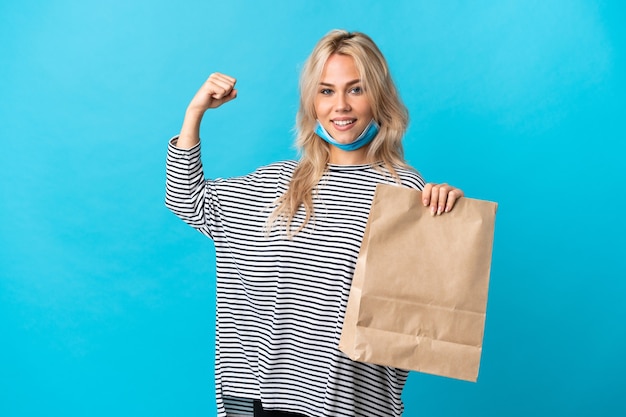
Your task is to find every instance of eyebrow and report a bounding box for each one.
[319,79,361,87]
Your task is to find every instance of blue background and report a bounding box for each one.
[1,1,624,416]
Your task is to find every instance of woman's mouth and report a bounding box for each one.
[332,119,356,127]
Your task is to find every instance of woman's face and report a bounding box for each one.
[314,54,374,149]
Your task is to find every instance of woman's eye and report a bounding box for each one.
[320,88,333,95]
[350,86,363,94]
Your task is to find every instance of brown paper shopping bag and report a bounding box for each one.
[339,184,497,382]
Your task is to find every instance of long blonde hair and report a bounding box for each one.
[269,30,410,235]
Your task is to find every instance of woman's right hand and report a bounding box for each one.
[188,72,238,112]
[177,73,237,149]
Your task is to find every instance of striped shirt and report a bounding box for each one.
[165,138,425,417]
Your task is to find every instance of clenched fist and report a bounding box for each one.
[188,72,238,112]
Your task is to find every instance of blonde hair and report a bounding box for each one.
[269,30,410,235]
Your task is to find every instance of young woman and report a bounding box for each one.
[166,30,463,417]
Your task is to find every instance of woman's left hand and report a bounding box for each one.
[422,183,464,215]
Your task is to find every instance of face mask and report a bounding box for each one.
[314,119,380,152]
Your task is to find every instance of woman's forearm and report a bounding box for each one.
[176,107,205,149]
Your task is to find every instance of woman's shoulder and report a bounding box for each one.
[251,160,298,178]
[393,164,425,190]
[261,159,299,171]
[218,160,298,186]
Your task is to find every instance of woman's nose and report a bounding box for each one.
[334,93,351,112]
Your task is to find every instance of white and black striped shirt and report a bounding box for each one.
[165,138,425,417]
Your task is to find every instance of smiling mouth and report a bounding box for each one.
[332,119,356,126]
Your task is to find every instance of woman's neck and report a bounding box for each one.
[328,146,372,165]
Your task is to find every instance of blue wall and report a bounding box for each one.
[1,1,624,416]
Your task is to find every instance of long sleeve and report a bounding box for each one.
[165,137,213,238]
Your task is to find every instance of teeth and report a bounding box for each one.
[333,120,354,126]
